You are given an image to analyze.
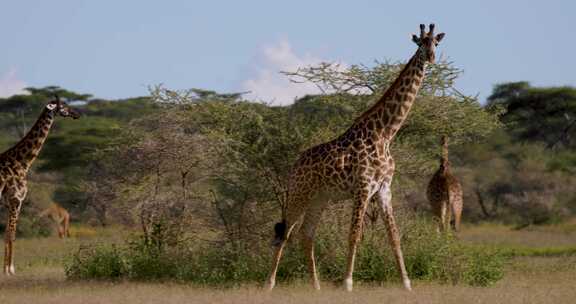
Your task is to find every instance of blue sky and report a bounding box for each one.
[1,0,574,104]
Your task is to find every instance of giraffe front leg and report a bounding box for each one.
[377,183,411,291]
[343,190,370,292]
[4,199,22,275]
[64,216,71,238]
[3,234,10,275]
[301,199,328,290]
[445,201,453,233]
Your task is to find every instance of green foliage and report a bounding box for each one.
[463,249,504,286]
[125,239,180,281]
[65,213,504,287]
[25,86,93,101]
[455,130,576,225]
[487,81,576,149]
[14,216,52,238]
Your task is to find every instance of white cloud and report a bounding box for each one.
[0,68,27,98]
[241,39,326,105]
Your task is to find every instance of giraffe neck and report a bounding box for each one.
[440,137,450,172]
[8,107,55,171]
[354,48,427,141]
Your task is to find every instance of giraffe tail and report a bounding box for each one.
[271,220,286,247]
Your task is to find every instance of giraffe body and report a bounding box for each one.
[267,24,445,291]
[39,202,71,238]
[427,136,463,232]
[0,97,79,275]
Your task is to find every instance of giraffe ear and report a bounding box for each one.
[46,103,57,110]
[412,34,421,45]
[435,33,445,43]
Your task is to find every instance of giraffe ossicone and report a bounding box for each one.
[266,24,445,292]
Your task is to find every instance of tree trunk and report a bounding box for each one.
[475,187,492,219]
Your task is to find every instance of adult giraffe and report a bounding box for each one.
[0,96,79,275]
[266,24,445,291]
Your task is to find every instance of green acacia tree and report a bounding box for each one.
[121,58,499,245]
[486,82,576,149]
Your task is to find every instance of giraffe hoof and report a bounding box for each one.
[403,279,412,291]
[344,278,353,292]
[264,279,276,291]
[8,265,15,275]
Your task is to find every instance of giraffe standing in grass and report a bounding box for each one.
[0,96,79,275]
[427,136,463,232]
[39,202,71,238]
[266,24,445,291]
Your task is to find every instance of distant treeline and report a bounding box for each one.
[1,62,575,238]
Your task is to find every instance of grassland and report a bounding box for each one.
[0,223,575,304]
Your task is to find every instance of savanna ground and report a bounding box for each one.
[1,223,575,304]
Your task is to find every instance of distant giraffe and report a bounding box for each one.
[39,202,71,238]
[0,96,79,275]
[266,24,445,291]
[427,136,463,232]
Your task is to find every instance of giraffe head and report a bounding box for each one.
[412,24,445,63]
[46,95,81,119]
[441,135,448,147]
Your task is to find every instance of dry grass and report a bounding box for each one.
[459,222,576,248]
[0,224,575,304]
[1,258,575,304]
[9,226,128,272]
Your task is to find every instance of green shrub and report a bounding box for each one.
[300,213,505,286]
[65,245,127,280]
[125,240,179,281]
[463,249,504,286]
[178,245,270,285]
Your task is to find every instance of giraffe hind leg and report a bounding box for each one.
[451,196,462,232]
[439,201,449,233]
[266,219,301,290]
[57,223,64,238]
[271,221,286,247]
[445,201,453,233]
[266,189,312,290]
